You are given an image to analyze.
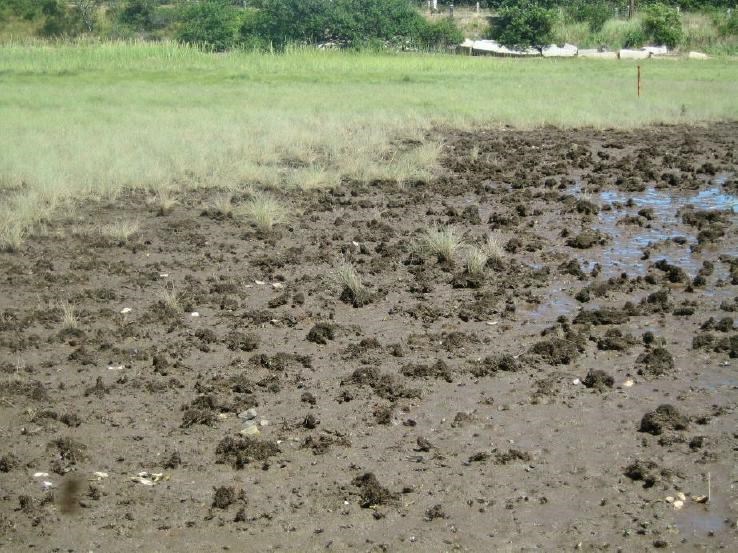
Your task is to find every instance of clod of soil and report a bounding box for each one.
[401,360,453,382]
[345,366,420,401]
[635,347,674,377]
[212,486,237,509]
[639,404,689,435]
[566,229,608,249]
[306,323,336,345]
[529,338,579,365]
[583,369,614,391]
[624,459,661,488]
[470,354,520,377]
[494,449,531,465]
[215,436,281,469]
[574,309,629,325]
[352,472,397,508]
[424,504,448,521]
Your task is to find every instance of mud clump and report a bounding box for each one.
[566,229,608,249]
[47,437,88,474]
[424,504,448,521]
[226,332,260,352]
[212,486,240,509]
[0,453,19,472]
[215,436,280,469]
[597,329,637,351]
[470,354,520,377]
[307,323,336,345]
[340,285,373,308]
[352,472,397,508]
[635,347,674,377]
[529,338,579,365]
[574,309,629,325]
[494,449,531,465]
[345,367,420,401]
[624,459,661,488]
[639,404,689,435]
[401,360,453,382]
[583,369,614,391]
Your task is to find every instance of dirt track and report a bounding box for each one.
[1,122,736,552]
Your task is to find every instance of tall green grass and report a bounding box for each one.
[1,41,737,250]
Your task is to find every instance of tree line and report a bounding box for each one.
[0,0,735,50]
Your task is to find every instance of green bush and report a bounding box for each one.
[642,2,684,48]
[567,1,613,33]
[623,26,647,48]
[417,18,464,49]
[177,0,239,52]
[489,0,556,49]
[117,0,157,31]
[38,0,83,37]
[241,0,460,49]
[717,9,738,36]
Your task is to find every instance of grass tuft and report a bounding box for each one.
[418,226,463,263]
[481,234,505,262]
[465,246,489,277]
[0,219,26,252]
[100,220,139,242]
[205,193,234,218]
[59,301,79,330]
[159,283,182,314]
[241,192,287,232]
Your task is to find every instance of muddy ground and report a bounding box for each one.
[1,122,737,552]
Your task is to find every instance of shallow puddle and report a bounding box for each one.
[591,181,737,277]
[531,180,737,323]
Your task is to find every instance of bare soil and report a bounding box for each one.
[1,122,737,552]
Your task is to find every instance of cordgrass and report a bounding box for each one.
[1,40,737,249]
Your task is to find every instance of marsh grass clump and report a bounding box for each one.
[242,192,287,233]
[152,189,178,216]
[0,220,26,253]
[481,234,505,263]
[205,193,234,219]
[158,283,182,314]
[100,220,139,243]
[417,226,463,263]
[465,246,488,278]
[59,301,79,330]
[336,261,372,307]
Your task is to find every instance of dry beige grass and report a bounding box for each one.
[417,226,463,263]
[241,192,288,232]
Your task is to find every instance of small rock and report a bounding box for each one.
[120,307,132,314]
[238,409,258,421]
[190,312,200,317]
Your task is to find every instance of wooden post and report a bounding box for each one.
[637,65,641,97]
[629,0,636,19]
[450,3,454,18]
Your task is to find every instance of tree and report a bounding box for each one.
[642,2,683,47]
[72,0,100,32]
[488,0,556,49]
[177,0,240,52]
[117,0,157,31]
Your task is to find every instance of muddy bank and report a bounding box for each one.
[0,122,736,552]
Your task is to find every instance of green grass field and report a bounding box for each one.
[1,41,737,250]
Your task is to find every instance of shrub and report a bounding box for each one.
[177,0,239,52]
[717,8,738,37]
[241,0,461,49]
[38,0,82,37]
[642,2,683,48]
[417,226,463,263]
[489,0,556,49]
[623,25,647,48]
[567,0,612,33]
[117,0,157,31]
[417,17,464,49]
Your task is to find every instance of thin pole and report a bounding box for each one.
[637,65,641,97]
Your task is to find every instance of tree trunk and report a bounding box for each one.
[629,0,636,19]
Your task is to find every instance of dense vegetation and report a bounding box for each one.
[0,1,735,53]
